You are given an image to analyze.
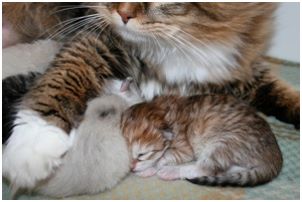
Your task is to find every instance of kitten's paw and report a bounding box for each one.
[134,167,158,178]
[2,110,71,189]
[157,158,169,168]
[157,166,180,181]
[157,155,177,169]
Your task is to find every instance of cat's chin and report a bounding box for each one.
[113,26,150,44]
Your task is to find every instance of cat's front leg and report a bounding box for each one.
[2,110,73,189]
[250,69,300,129]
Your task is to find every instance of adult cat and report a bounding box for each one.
[3,3,299,190]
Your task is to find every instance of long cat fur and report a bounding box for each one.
[2,2,299,190]
[121,94,283,186]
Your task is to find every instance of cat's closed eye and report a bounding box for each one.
[98,108,116,118]
[158,3,188,15]
[150,3,188,16]
[137,151,155,161]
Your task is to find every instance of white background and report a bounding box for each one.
[267,2,300,62]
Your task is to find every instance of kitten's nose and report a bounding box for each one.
[117,3,138,24]
[131,160,138,171]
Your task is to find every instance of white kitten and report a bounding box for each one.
[36,79,142,197]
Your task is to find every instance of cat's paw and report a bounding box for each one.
[157,155,177,169]
[157,166,181,181]
[2,110,72,189]
[134,167,158,178]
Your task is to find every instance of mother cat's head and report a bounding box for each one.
[88,3,276,62]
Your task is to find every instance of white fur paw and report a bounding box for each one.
[135,167,158,178]
[156,154,177,169]
[157,166,181,181]
[2,110,71,189]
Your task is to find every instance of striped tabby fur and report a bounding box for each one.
[121,95,283,186]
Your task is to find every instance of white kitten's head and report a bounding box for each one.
[104,78,143,106]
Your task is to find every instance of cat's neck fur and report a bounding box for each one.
[131,38,241,100]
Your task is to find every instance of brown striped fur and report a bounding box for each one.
[121,95,283,186]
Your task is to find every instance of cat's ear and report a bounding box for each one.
[120,77,133,92]
[162,130,175,141]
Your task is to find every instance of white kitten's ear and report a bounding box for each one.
[120,77,133,92]
[162,130,175,140]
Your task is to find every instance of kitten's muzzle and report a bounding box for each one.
[131,159,138,171]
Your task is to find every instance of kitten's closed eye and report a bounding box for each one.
[137,151,156,161]
[98,107,116,118]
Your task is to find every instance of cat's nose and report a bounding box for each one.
[117,3,138,24]
[117,10,136,24]
[131,160,138,171]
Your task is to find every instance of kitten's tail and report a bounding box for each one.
[186,166,281,187]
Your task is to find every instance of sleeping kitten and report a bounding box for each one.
[121,95,283,186]
[3,3,298,190]
[36,94,130,197]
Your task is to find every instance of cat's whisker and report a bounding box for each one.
[82,18,109,45]
[163,26,230,72]
[47,14,100,40]
[78,18,109,45]
[149,33,162,50]
[49,16,101,41]
[156,31,194,63]
[68,17,105,42]
[51,5,106,15]
[44,14,100,40]
[156,29,229,78]
[168,26,239,67]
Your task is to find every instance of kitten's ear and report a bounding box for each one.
[120,77,133,92]
[162,130,175,140]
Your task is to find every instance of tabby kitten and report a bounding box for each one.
[121,95,283,186]
[3,3,298,190]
